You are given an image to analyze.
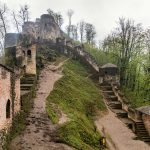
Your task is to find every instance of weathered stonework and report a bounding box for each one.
[0,65,20,130]
[22,14,61,42]
[16,44,37,75]
[136,106,150,135]
[143,114,150,135]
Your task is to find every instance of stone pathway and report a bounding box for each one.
[10,62,72,150]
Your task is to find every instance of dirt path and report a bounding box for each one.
[10,62,72,150]
[95,109,150,150]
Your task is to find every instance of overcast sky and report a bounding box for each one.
[2,0,150,41]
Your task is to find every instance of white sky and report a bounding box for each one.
[2,0,150,41]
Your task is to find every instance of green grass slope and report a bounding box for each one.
[46,59,106,150]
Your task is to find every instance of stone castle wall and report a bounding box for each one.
[0,67,12,130]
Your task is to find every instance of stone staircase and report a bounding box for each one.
[136,122,150,144]
[100,81,150,145]
[21,74,36,96]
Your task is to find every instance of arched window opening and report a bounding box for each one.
[6,100,11,118]
[27,50,31,58]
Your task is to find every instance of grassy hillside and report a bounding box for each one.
[46,59,106,150]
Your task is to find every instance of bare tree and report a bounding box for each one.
[18,4,30,24]
[0,2,8,35]
[12,11,20,33]
[0,2,9,54]
[79,20,85,43]
[67,9,74,36]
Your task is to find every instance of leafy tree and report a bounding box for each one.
[85,23,96,45]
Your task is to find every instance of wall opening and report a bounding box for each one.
[6,99,11,118]
[27,50,32,58]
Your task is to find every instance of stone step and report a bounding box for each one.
[24,74,36,78]
[117,112,128,118]
[21,84,33,87]
[21,90,30,96]
[100,83,110,86]
[107,96,118,101]
[21,87,32,91]
[142,138,150,141]
[109,105,122,109]
[100,86,112,91]
[139,134,150,137]
[21,80,34,84]
[108,101,122,105]
[141,137,150,140]
[103,90,114,94]
[136,122,144,125]
[138,130,148,132]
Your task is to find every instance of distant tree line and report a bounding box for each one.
[86,17,150,106]
[47,8,97,45]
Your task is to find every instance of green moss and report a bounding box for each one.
[46,103,59,124]
[47,59,106,150]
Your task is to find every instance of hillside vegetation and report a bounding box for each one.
[84,43,150,108]
[46,59,106,150]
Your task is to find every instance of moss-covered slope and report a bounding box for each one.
[46,59,106,150]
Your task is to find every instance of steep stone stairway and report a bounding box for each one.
[136,122,150,143]
[100,81,150,145]
[20,74,36,96]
